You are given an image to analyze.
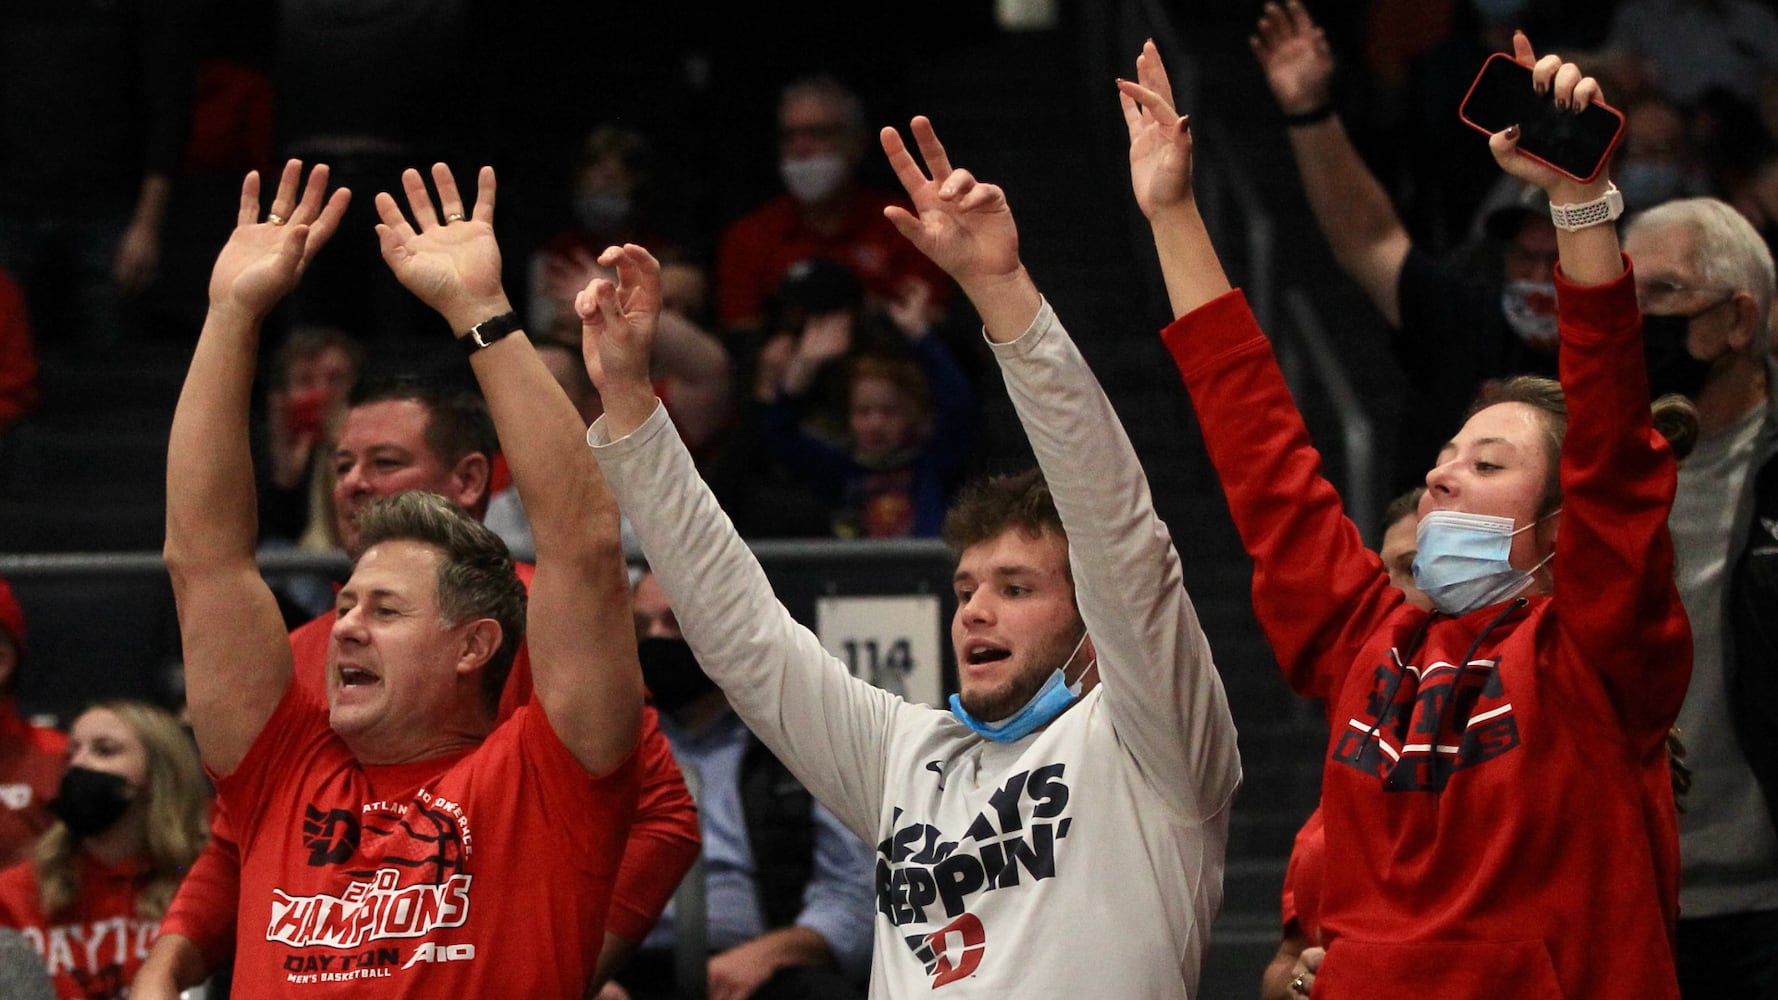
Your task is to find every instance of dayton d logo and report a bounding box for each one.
[906,914,985,988]
[302,806,360,866]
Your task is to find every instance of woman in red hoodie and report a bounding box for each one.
[1117,33,1692,1000]
[0,703,208,999]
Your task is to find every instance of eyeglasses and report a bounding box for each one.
[780,122,849,144]
[1636,277,1737,310]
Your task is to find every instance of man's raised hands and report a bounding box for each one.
[1250,0,1335,117]
[208,159,349,322]
[374,164,513,333]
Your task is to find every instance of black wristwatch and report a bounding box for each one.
[460,311,522,354]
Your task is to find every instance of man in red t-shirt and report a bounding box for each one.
[160,160,660,998]
[0,577,65,868]
[714,76,947,334]
[139,207,699,1000]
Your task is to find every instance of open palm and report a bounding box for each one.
[374,164,508,331]
[1120,41,1195,219]
[209,160,348,318]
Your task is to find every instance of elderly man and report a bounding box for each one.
[1623,197,1778,998]
[713,76,946,332]
[162,160,647,997]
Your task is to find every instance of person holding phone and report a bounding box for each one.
[1250,2,1566,493]
[1131,32,1693,998]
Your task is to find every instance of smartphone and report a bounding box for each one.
[1458,52,1625,183]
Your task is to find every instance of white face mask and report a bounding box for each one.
[1499,279,1559,350]
[1412,509,1557,616]
[780,155,850,204]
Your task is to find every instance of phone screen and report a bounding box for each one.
[1458,53,1625,182]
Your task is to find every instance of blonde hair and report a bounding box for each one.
[35,702,209,920]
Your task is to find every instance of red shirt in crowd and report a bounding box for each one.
[714,187,948,330]
[1166,271,1688,999]
[0,701,66,868]
[0,853,156,999]
[218,683,637,997]
[158,563,699,973]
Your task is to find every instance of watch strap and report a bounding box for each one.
[460,311,522,353]
[1548,183,1624,232]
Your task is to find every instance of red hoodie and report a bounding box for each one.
[1164,264,1688,999]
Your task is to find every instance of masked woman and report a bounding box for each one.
[1121,34,1694,1000]
[0,703,208,998]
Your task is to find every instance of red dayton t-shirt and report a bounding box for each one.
[216,684,638,998]
[159,563,699,969]
[0,853,156,999]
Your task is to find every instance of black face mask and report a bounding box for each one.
[1642,311,1716,401]
[49,767,134,839]
[638,637,719,714]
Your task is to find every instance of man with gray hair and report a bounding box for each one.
[714,75,946,332]
[1623,197,1778,997]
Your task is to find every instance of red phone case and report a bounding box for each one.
[1457,52,1625,184]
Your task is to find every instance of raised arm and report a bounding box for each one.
[1487,33,1622,286]
[584,246,898,837]
[1119,45,1232,319]
[165,161,348,775]
[879,118,1038,342]
[374,164,640,774]
[1131,44,1404,693]
[1251,0,1411,325]
[879,112,1239,815]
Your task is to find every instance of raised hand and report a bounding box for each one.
[880,117,1022,290]
[208,159,349,321]
[1488,32,1609,200]
[796,311,853,365]
[578,243,662,413]
[374,164,512,332]
[1250,0,1334,115]
[1119,40,1196,220]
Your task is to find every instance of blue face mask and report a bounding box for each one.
[949,631,1091,743]
[1412,509,1556,616]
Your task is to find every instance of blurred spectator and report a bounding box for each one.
[0,0,196,356]
[0,267,38,435]
[0,702,207,999]
[1251,1,1557,492]
[714,76,946,334]
[1731,152,1778,252]
[1622,198,1778,998]
[1617,98,1715,212]
[602,571,873,1000]
[529,126,710,340]
[1260,489,1427,999]
[1604,0,1778,108]
[0,579,63,870]
[255,326,364,549]
[763,318,972,539]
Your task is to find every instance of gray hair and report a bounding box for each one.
[779,75,866,133]
[1627,197,1777,356]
